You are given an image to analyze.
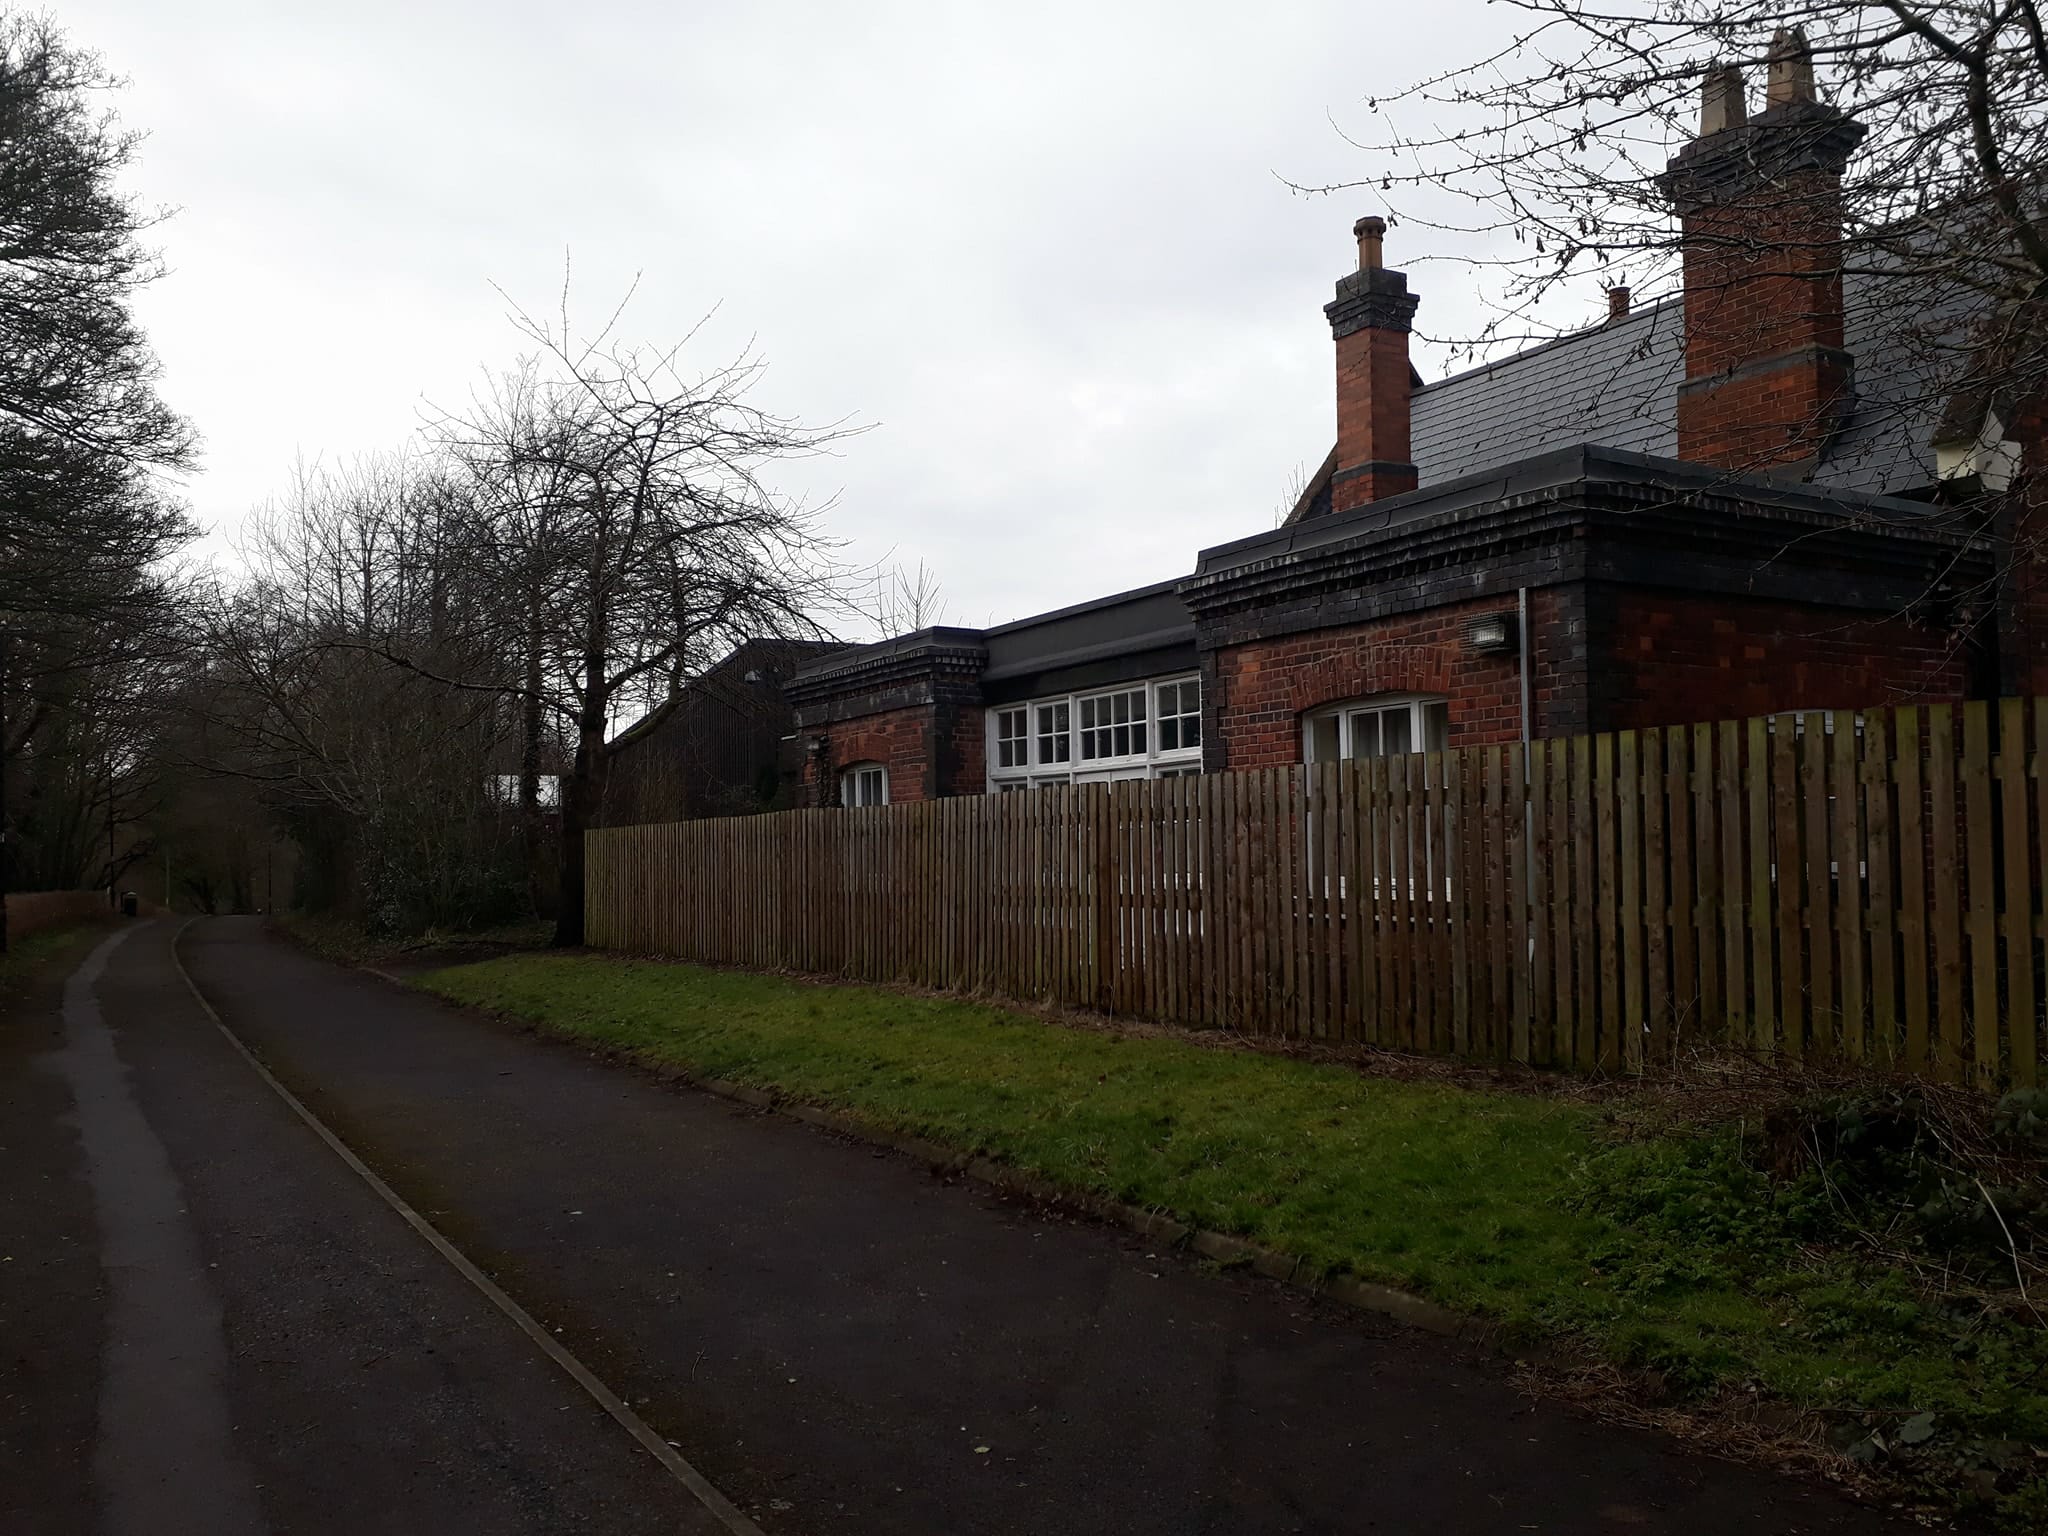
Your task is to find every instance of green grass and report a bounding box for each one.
[421,952,2048,1525]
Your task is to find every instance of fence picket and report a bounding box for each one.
[1964,703,1999,1090]
[2001,700,2037,1089]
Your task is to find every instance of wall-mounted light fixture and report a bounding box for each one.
[1464,612,1519,655]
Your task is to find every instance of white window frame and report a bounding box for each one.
[986,675,1202,792]
[840,761,888,807]
[1077,686,1149,763]
[994,707,1029,770]
[1302,693,1450,764]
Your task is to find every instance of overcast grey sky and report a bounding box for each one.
[65,0,1561,632]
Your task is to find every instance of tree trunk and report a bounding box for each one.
[519,605,546,916]
[551,720,606,947]
[0,626,10,956]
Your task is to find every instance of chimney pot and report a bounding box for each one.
[1354,215,1386,271]
[1700,63,1748,136]
[1606,285,1631,321]
[1765,26,1817,107]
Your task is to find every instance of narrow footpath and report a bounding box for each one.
[6,916,1926,1533]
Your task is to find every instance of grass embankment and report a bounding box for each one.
[423,952,2048,1527]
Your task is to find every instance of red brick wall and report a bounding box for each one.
[939,705,987,797]
[1210,592,1565,769]
[1210,584,1970,772]
[1599,588,1968,727]
[1677,170,1852,469]
[804,705,936,805]
[1332,322,1417,512]
[799,699,987,804]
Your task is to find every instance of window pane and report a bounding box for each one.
[1160,718,1179,752]
[1310,714,1340,763]
[1383,709,1412,756]
[1422,701,1450,753]
[1132,722,1146,754]
[1349,711,1380,759]
[1184,715,1200,747]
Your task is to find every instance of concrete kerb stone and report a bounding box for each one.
[363,964,1477,1347]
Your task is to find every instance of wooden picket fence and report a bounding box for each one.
[587,698,2048,1092]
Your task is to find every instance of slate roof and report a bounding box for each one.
[1286,269,1971,520]
[1410,299,1684,483]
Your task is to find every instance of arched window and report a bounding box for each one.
[1303,694,1449,763]
[839,761,889,807]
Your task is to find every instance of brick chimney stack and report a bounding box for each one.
[1326,216,1421,513]
[1606,285,1632,322]
[1657,28,1867,473]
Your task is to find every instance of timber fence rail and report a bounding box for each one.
[588,699,2048,1092]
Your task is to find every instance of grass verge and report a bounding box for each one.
[0,919,116,1020]
[421,951,2048,1528]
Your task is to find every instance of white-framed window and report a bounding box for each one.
[995,707,1029,769]
[1155,679,1202,753]
[1035,701,1071,764]
[840,762,888,807]
[1079,687,1147,761]
[1304,694,1450,764]
[987,675,1201,791]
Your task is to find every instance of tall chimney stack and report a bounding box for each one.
[1325,216,1421,513]
[1658,30,1867,472]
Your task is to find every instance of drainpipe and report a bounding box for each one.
[1519,587,1535,952]
[1517,587,1532,745]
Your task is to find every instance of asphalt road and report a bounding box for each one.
[3,916,1927,1534]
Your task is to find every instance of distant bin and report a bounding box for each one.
[119,891,138,918]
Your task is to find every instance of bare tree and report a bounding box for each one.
[0,13,193,469]
[193,454,525,933]
[413,296,857,945]
[863,558,950,637]
[1327,3,2046,355]
[0,12,195,948]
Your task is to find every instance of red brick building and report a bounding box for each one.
[787,46,2023,808]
